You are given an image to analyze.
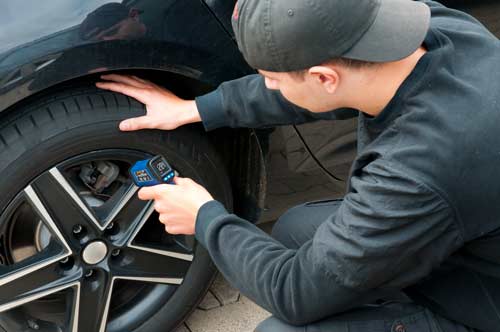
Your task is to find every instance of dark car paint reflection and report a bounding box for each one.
[0,0,252,110]
[0,0,110,54]
[79,4,147,41]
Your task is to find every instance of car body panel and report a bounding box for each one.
[202,0,237,38]
[0,0,253,111]
[257,127,348,222]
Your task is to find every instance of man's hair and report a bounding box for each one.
[289,57,378,80]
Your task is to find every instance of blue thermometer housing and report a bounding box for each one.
[129,155,175,187]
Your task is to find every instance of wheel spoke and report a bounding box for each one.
[0,241,69,287]
[116,201,194,262]
[128,239,194,263]
[107,188,152,247]
[94,182,139,228]
[111,247,191,284]
[28,167,103,244]
[72,271,113,332]
[0,256,79,312]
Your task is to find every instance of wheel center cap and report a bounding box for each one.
[82,241,108,265]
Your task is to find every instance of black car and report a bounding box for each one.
[0,1,498,331]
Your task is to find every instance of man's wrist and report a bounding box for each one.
[195,200,229,247]
[195,91,228,131]
[182,100,201,124]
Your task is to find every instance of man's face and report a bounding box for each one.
[86,8,146,41]
[258,69,335,113]
[96,17,147,41]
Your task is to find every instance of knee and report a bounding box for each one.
[271,199,341,249]
[254,316,304,332]
[270,204,308,248]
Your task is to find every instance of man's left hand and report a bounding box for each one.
[138,177,214,235]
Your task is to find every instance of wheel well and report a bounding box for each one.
[205,127,267,223]
[1,69,266,223]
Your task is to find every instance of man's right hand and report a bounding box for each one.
[96,74,201,131]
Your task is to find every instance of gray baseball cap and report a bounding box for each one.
[231,0,431,72]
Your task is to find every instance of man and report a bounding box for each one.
[96,0,500,331]
[80,3,147,41]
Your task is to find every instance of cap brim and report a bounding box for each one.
[343,0,431,62]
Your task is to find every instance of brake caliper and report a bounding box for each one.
[79,161,120,194]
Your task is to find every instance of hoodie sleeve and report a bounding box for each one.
[194,159,463,325]
[195,74,358,131]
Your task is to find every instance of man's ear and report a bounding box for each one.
[129,8,141,19]
[308,66,339,94]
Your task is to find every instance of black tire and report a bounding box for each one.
[0,86,233,332]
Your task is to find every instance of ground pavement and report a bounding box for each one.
[174,273,270,332]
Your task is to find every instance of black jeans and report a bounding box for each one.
[255,199,476,332]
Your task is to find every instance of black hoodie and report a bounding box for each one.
[194,2,500,330]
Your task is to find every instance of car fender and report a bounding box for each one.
[0,0,253,112]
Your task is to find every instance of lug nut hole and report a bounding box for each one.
[59,256,75,270]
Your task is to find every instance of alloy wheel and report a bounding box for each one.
[0,150,195,331]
